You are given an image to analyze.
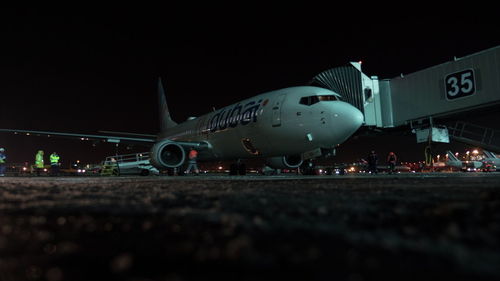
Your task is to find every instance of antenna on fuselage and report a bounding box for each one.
[158,77,178,132]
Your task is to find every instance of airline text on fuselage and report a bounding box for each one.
[206,99,267,133]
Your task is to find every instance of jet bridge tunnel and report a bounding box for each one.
[310,45,500,152]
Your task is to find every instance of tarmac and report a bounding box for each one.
[1,172,500,281]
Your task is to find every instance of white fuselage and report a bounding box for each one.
[157,86,364,161]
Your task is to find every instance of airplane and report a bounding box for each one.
[481,150,499,171]
[0,78,364,175]
[445,150,483,172]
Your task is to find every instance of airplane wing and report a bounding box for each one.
[0,129,156,145]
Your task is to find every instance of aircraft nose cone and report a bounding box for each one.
[347,104,364,131]
[332,101,364,141]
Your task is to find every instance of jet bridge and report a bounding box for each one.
[311,62,389,128]
[311,45,500,151]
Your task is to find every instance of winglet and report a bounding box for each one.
[158,78,178,132]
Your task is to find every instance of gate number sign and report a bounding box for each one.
[445,69,476,100]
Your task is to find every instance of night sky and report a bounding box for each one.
[1,7,500,166]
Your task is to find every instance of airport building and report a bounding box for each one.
[311,45,500,152]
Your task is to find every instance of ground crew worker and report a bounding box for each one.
[185,147,199,175]
[35,150,44,176]
[50,152,60,176]
[0,148,6,176]
[387,151,397,174]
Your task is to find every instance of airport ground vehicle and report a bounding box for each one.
[100,152,159,176]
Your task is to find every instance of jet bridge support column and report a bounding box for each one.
[411,117,451,169]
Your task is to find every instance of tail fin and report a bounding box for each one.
[158,78,178,132]
[484,150,497,159]
[446,150,460,162]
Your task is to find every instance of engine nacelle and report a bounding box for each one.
[149,140,186,169]
[265,155,303,169]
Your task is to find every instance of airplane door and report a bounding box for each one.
[272,95,286,127]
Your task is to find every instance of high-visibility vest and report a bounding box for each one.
[35,153,44,168]
[50,154,60,164]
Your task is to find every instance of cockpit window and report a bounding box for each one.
[318,95,338,101]
[299,95,338,106]
[299,96,318,106]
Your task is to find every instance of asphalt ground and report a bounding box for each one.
[1,173,500,281]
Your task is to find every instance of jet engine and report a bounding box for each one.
[149,140,186,169]
[265,155,303,169]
